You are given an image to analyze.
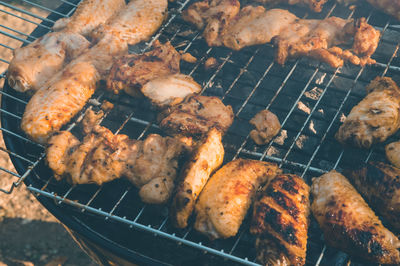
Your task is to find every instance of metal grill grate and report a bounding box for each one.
[1,0,400,265]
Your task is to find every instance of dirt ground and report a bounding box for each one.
[0,2,97,265]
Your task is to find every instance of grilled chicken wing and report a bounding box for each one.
[107,41,181,96]
[171,128,224,228]
[158,95,234,139]
[335,77,400,149]
[311,171,400,264]
[346,162,400,233]
[21,0,168,143]
[386,141,400,168]
[182,0,240,46]
[251,174,310,266]
[254,0,328,12]
[250,110,281,145]
[194,159,281,239]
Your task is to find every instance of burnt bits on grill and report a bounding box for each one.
[254,0,329,13]
[158,95,234,139]
[311,171,400,265]
[249,110,281,145]
[335,77,400,149]
[346,162,400,233]
[251,174,310,266]
[194,159,281,239]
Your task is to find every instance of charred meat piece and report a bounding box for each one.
[182,0,240,46]
[250,110,281,145]
[251,174,310,266]
[311,171,400,264]
[107,41,181,96]
[171,128,224,228]
[338,0,400,21]
[254,0,328,12]
[346,162,400,232]
[336,77,400,149]
[194,159,281,239]
[386,141,400,168]
[158,95,234,138]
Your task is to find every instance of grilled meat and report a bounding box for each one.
[250,110,281,145]
[182,0,240,46]
[346,162,400,233]
[386,141,400,168]
[194,159,281,239]
[338,0,400,21]
[335,77,400,149]
[158,95,234,139]
[311,171,400,264]
[107,41,181,96]
[171,128,224,228]
[254,0,328,12]
[251,174,310,266]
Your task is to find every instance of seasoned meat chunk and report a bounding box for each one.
[250,110,281,145]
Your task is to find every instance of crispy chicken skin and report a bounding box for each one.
[311,171,400,264]
[182,0,240,46]
[171,128,224,228]
[158,95,234,139]
[386,141,400,168]
[107,41,181,96]
[254,0,328,12]
[250,110,281,145]
[251,174,310,266]
[194,159,281,239]
[335,77,400,149]
[346,162,400,233]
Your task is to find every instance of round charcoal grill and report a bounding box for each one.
[1,0,400,265]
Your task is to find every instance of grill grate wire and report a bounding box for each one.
[0,0,400,265]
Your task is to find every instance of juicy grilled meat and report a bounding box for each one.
[171,128,224,228]
[335,77,400,149]
[254,0,329,12]
[107,41,181,96]
[194,159,281,239]
[338,0,400,21]
[346,162,400,233]
[250,110,281,145]
[386,141,400,168]
[158,95,234,139]
[251,174,310,266]
[311,171,400,264]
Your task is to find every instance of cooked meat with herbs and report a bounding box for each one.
[250,110,281,145]
[386,141,400,168]
[346,162,400,233]
[107,41,181,96]
[311,171,400,264]
[335,77,400,149]
[7,0,125,93]
[254,0,328,12]
[251,174,310,266]
[171,128,224,228]
[141,74,202,109]
[182,0,240,46]
[158,95,234,139]
[194,159,281,239]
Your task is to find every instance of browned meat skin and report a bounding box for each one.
[182,0,240,46]
[335,77,400,149]
[346,162,400,233]
[158,95,234,139]
[195,159,281,239]
[107,41,181,96]
[170,128,224,228]
[251,174,310,266]
[254,0,329,12]
[250,110,281,145]
[311,171,400,264]
[386,141,400,168]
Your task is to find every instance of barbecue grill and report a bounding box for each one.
[0,0,400,265]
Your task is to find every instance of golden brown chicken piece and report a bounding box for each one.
[251,174,310,266]
[194,159,281,239]
[335,77,400,149]
[171,128,224,228]
[346,162,400,233]
[311,171,400,264]
[255,0,328,12]
[386,141,400,168]
[250,110,281,145]
[158,95,234,139]
[182,0,240,46]
[107,41,181,96]
[21,0,168,143]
